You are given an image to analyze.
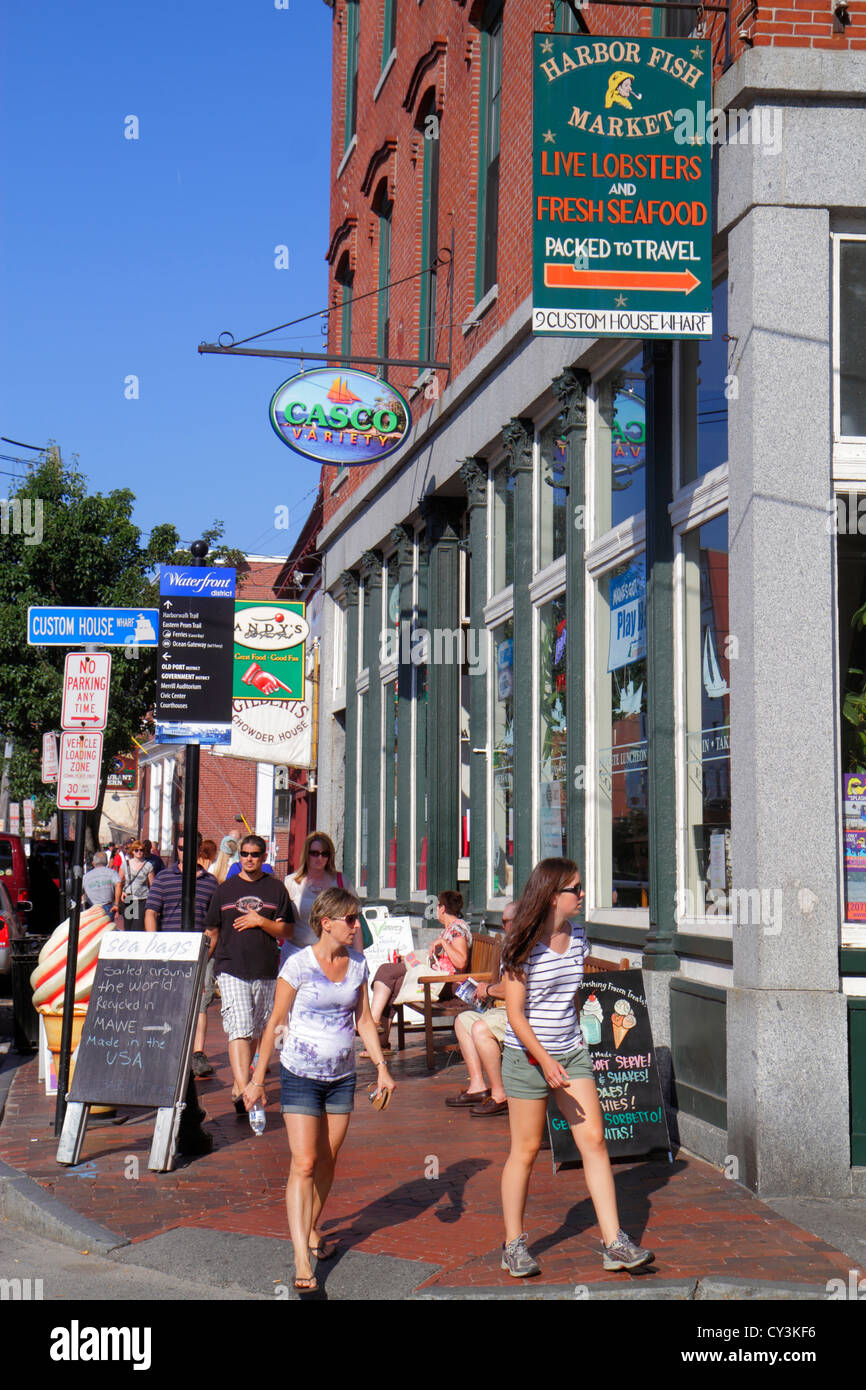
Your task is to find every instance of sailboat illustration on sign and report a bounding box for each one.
[703,628,729,699]
[327,377,362,404]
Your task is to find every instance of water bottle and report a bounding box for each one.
[249,1103,266,1136]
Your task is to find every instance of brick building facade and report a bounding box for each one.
[315,0,866,1196]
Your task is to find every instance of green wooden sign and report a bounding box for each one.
[533,34,712,339]
[232,601,307,701]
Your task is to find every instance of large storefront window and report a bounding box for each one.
[383,678,398,889]
[682,278,729,483]
[492,465,514,593]
[683,515,731,916]
[539,424,567,571]
[538,595,567,857]
[838,512,866,928]
[840,242,866,438]
[414,661,427,892]
[357,691,367,890]
[491,617,514,896]
[596,351,646,536]
[596,557,648,908]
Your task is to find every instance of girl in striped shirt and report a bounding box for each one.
[499,858,654,1278]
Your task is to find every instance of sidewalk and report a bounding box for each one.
[1,1028,863,1299]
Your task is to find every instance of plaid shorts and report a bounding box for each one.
[216,973,275,1041]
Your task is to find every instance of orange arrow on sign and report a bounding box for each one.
[544,265,701,294]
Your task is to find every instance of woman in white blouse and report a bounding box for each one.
[285,833,360,951]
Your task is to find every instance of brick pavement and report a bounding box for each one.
[0,1028,859,1293]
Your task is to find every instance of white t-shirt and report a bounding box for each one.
[284,873,353,949]
[279,946,368,1081]
[504,923,591,1055]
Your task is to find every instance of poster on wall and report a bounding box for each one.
[607,565,646,671]
[843,773,866,925]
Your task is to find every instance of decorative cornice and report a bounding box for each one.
[402,39,447,113]
[501,417,534,476]
[340,570,360,601]
[551,366,591,437]
[326,216,357,268]
[361,138,398,198]
[460,456,488,510]
[390,523,415,567]
[360,549,383,585]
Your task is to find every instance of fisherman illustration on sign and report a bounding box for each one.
[605,71,642,110]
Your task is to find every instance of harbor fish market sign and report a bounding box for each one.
[532,34,712,338]
[270,368,411,466]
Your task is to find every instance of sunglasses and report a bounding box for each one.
[241,850,263,858]
[329,913,358,926]
[560,884,584,898]
[309,849,328,858]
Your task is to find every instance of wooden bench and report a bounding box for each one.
[392,930,502,1070]
[392,945,631,1070]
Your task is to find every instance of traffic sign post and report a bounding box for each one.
[61,653,111,729]
[57,732,105,811]
[27,607,159,647]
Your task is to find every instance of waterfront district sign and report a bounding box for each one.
[269,368,412,467]
[532,34,712,338]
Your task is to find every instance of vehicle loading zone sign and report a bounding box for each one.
[57,731,104,810]
[532,34,712,338]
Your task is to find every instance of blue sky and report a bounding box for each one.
[1,0,333,557]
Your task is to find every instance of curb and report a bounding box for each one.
[0,1052,129,1256]
[413,1276,831,1300]
[0,1157,129,1255]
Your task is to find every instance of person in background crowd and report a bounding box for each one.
[205,835,295,1113]
[145,831,219,1077]
[81,851,120,911]
[445,899,517,1117]
[285,832,360,954]
[112,841,155,930]
[498,858,654,1278]
[208,836,239,885]
[243,886,395,1293]
[142,839,165,875]
[368,890,471,1050]
[199,839,218,874]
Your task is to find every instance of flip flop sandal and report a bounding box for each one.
[310,1238,338,1260]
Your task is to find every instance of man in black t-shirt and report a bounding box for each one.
[204,834,294,1113]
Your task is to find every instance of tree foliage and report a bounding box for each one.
[0,449,243,822]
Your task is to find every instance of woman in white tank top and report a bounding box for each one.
[499,858,654,1278]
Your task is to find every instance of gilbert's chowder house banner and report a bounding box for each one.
[533,34,712,338]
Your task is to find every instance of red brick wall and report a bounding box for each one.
[321,0,864,530]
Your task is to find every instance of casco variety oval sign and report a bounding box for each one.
[269,368,411,466]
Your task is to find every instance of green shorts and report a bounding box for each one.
[501,1045,595,1101]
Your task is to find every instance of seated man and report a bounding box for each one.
[445,900,516,1117]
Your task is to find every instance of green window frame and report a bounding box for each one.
[475,1,503,303]
[336,253,353,367]
[375,185,393,360]
[418,94,440,362]
[344,0,360,152]
[382,0,397,69]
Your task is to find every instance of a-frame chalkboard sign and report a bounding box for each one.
[546,969,673,1170]
[56,932,208,1172]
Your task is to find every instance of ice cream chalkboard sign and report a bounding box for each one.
[547,969,670,1167]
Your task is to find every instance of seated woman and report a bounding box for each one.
[368,890,471,1048]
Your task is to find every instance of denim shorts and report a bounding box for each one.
[502,1045,595,1101]
[279,1062,356,1116]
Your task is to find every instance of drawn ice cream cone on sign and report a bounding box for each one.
[611,998,637,1050]
[30,906,116,1103]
